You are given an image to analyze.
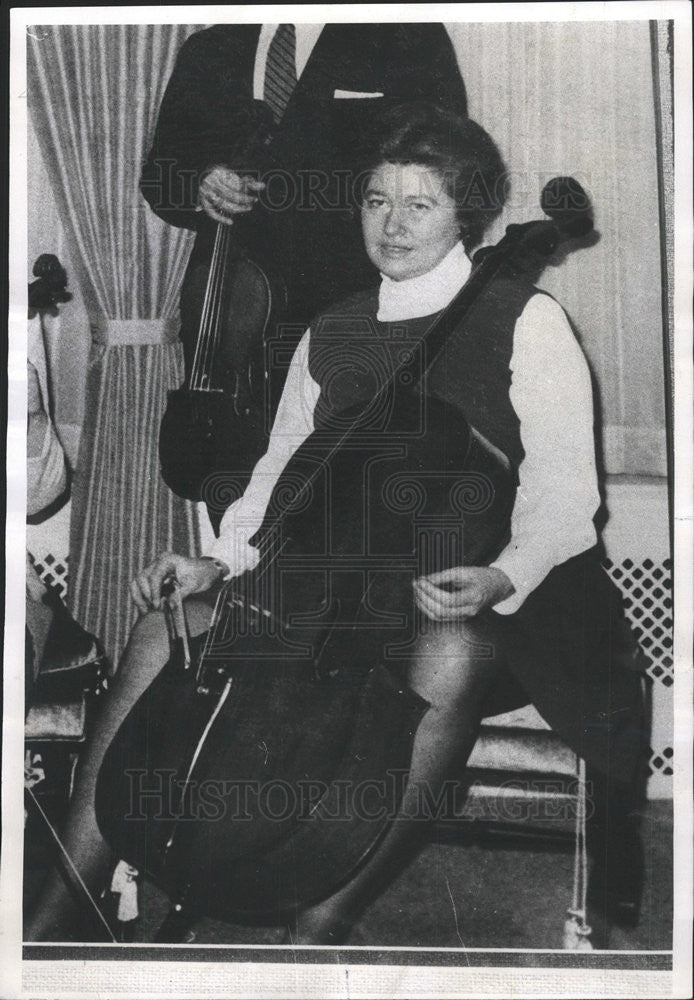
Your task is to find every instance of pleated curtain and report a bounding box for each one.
[28,25,203,664]
[448,19,668,476]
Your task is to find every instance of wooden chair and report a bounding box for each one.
[431,679,649,948]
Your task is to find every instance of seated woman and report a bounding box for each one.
[26,103,645,945]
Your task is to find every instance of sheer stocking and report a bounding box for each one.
[284,617,504,945]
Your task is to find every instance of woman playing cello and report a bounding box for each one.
[26,103,645,945]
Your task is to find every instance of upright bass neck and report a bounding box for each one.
[400,175,594,394]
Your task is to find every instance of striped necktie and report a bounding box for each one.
[264,24,297,124]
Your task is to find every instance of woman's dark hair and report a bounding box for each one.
[360,102,507,252]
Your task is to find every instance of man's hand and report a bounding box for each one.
[413,566,515,621]
[130,553,228,613]
[198,167,265,224]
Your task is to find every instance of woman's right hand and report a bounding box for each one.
[130,553,228,613]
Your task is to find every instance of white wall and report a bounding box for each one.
[449,19,667,476]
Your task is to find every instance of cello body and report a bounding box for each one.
[159,224,288,528]
[158,116,289,524]
[97,394,515,920]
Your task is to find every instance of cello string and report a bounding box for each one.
[223,234,526,607]
[196,573,234,663]
[189,222,220,389]
[200,223,229,390]
[167,677,234,840]
[198,238,517,676]
[199,223,227,390]
[199,209,575,648]
[204,535,289,653]
[202,221,227,386]
[192,221,230,390]
[243,220,540,568]
[190,222,223,389]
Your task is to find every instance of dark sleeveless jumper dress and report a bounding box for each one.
[306,274,646,785]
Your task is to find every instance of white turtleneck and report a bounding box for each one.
[207,241,599,614]
[377,241,472,321]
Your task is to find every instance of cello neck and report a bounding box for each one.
[224,178,594,574]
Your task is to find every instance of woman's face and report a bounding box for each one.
[362,162,460,281]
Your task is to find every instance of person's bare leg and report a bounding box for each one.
[24,601,213,942]
[285,618,503,945]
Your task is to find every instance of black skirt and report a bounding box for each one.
[481,547,647,785]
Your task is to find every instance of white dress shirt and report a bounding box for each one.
[207,242,600,615]
[196,25,325,212]
[253,24,325,100]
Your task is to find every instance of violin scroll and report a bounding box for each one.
[540,175,593,234]
[28,254,72,319]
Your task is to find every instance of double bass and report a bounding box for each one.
[97,179,594,932]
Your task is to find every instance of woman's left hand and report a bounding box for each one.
[413,566,515,621]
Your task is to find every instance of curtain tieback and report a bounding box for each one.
[90,318,180,346]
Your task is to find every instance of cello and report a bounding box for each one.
[158,130,288,531]
[96,178,594,931]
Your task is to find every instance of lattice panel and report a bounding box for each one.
[27,551,70,601]
[602,556,673,780]
[648,745,674,779]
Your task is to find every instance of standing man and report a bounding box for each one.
[142,23,467,324]
[141,23,468,517]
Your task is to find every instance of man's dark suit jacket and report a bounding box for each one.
[141,23,468,337]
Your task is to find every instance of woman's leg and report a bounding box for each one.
[24,601,213,942]
[286,617,505,945]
